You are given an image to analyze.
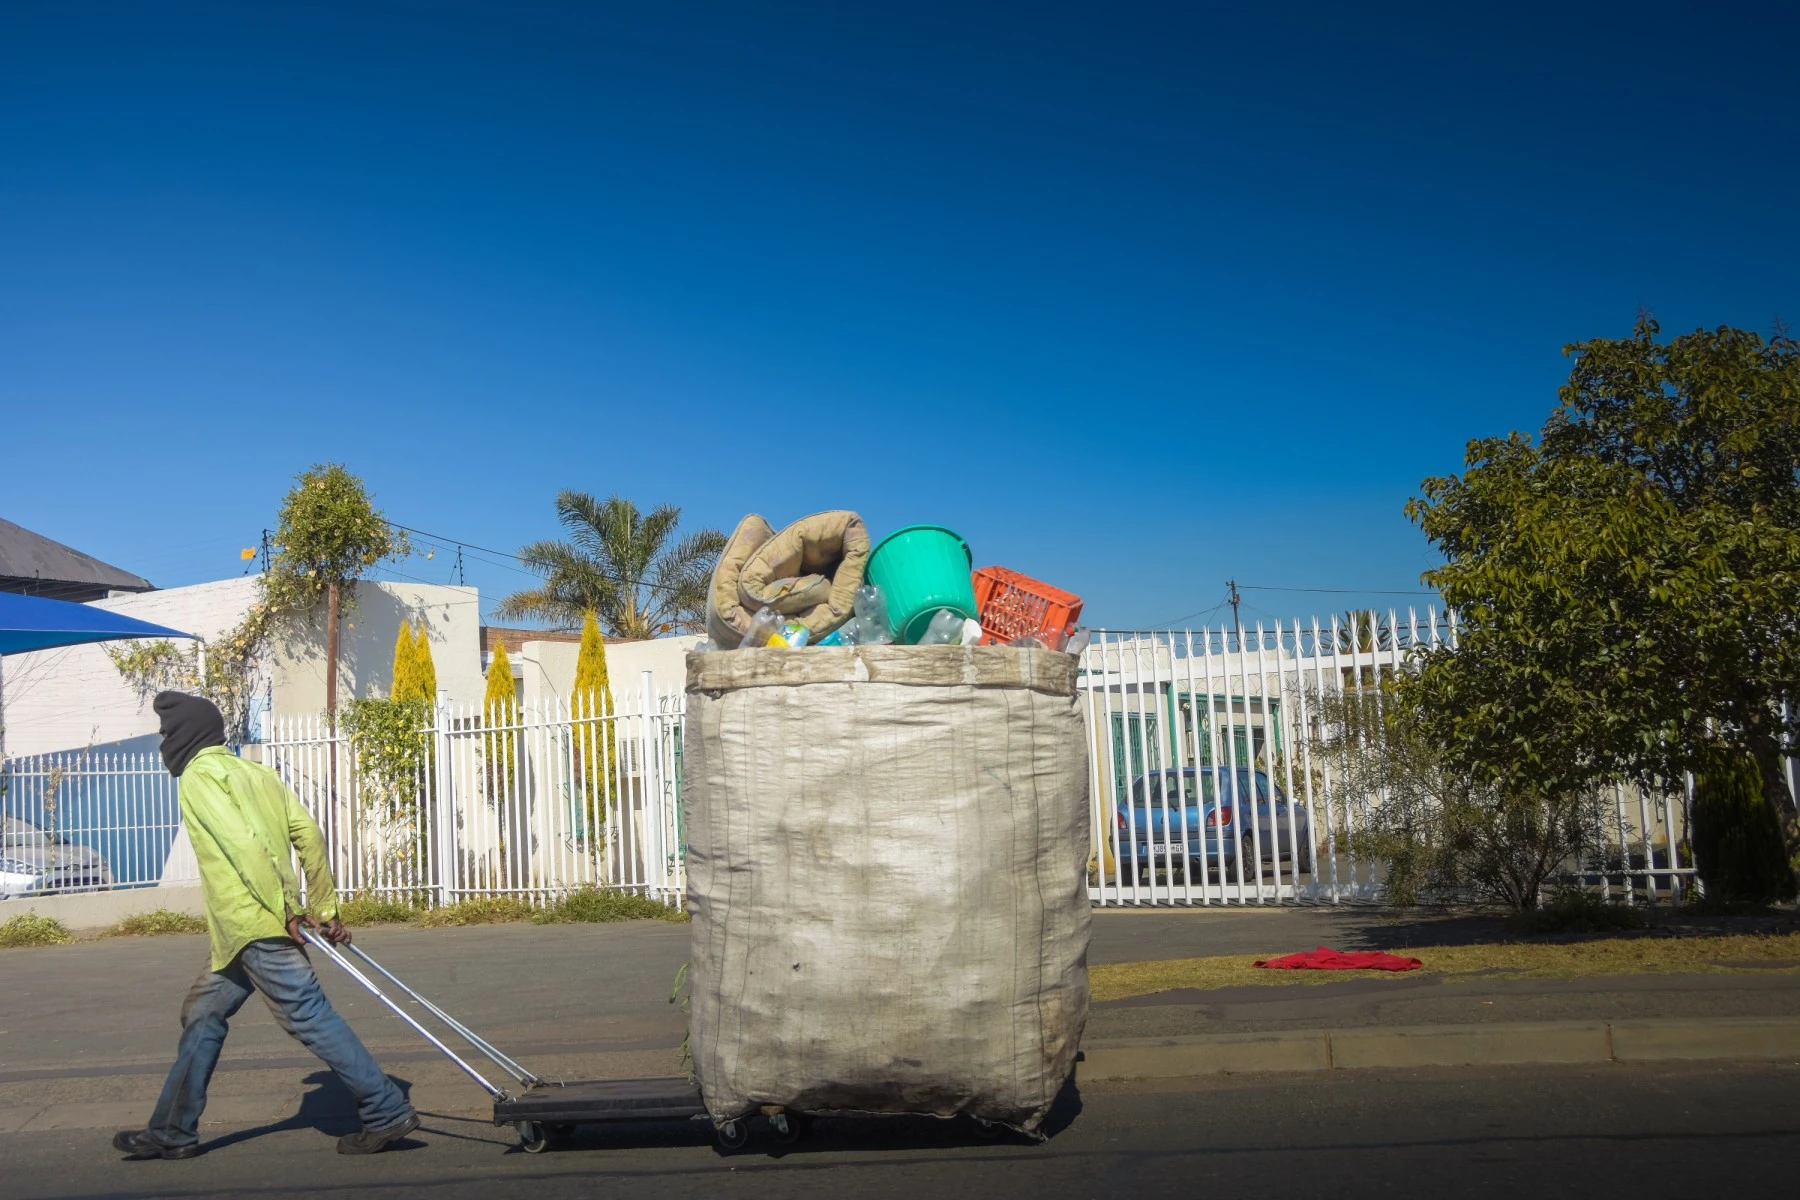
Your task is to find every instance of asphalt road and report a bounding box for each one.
[2,1061,1794,1200]
[6,914,1796,1083]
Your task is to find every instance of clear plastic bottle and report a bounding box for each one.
[853,585,893,644]
[1064,627,1092,657]
[818,620,856,646]
[961,618,984,647]
[739,607,783,649]
[916,608,965,646]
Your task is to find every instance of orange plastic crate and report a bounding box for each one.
[972,566,1084,647]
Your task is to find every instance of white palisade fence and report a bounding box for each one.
[255,671,685,906]
[6,619,1758,909]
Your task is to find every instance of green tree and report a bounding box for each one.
[497,492,725,638]
[570,611,616,838]
[1691,749,1796,904]
[265,464,409,716]
[1405,318,1800,884]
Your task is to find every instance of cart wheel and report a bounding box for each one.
[717,1118,749,1150]
[768,1111,809,1144]
[516,1121,550,1154]
[971,1117,1004,1140]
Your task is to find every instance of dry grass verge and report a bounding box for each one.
[1090,931,1800,1002]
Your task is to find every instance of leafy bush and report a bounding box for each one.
[1312,687,1607,911]
[108,909,208,937]
[0,913,76,948]
[532,886,687,924]
[337,895,425,926]
[416,895,536,927]
[1506,889,1648,936]
[1691,749,1796,906]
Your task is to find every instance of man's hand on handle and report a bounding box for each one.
[287,913,353,946]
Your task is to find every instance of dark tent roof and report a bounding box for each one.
[0,517,153,603]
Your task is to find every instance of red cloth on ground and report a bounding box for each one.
[1253,946,1422,972]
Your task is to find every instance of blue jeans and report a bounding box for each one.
[148,938,412,1147]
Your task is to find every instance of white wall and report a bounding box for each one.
[269,580,483,712]
[2,577,483,756]
[517,634,701,711]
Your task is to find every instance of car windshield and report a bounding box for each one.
[1132,772,1218,805]
[2,815,51,849]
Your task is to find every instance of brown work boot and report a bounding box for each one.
[336,1111,421,1155]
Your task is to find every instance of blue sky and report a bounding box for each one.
[3,1,1794,632]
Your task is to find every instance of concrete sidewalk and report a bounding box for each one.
[3,908,1797,1133]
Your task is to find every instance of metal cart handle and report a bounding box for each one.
[300,929,510,1100]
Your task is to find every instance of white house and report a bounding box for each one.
[2,576,483,756]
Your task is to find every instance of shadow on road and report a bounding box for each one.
[199,1071,425,1154]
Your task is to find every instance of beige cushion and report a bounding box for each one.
[705,514,776,648]
[734,511,871,640]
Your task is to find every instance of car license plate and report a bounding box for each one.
[1151,842,1186,856]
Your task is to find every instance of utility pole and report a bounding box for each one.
[1227,579,1243,649]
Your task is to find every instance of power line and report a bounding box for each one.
[1238,584,1438,596]
[383,521,696,598]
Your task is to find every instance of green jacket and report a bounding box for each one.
[178,746,339,970]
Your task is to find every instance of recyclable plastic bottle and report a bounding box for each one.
[775,621,811,648]
[1064,627,1092,657]
[818,621,855,646]
[915,608,965,646]
[961,618,984,647]
[739,607,783,649]
[853,585,894,644]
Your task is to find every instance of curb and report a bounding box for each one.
[0,885,206,931]
[1080,1016,1800,1080]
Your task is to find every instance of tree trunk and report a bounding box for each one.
[326,580,341,722]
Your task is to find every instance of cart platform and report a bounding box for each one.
[494,1078,705,1125]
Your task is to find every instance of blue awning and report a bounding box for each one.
[0,591,195,655]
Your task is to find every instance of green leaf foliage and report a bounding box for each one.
[1405,318,1800,877]
[1691,750,1797,905]
[496,492,725,638]
[263,463,409,619]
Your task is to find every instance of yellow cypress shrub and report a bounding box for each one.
[483,641,517,795]
[570,612,616,832]
[414,622,438,701]
[390,620,419,701]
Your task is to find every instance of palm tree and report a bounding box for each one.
[497,492,726,638]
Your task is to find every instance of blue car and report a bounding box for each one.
[1114,767,1315,875]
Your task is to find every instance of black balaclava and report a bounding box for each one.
[154,691,226,778]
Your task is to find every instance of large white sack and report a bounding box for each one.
[684,645,1091,1133]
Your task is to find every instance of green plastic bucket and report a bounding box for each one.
[866,525,977,644]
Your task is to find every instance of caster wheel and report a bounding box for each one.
[768,1111,809,1144]
[716,1119,749,1150]
[971,1117,1004,1140]
[516,1121,549,1154]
